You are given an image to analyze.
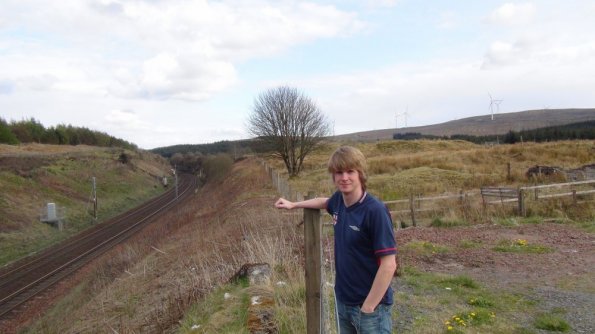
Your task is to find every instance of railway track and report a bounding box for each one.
[0,173,196,319]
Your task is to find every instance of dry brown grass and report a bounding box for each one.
[270,140,594,200]
[0,143,106,155]
[18,157,298,333]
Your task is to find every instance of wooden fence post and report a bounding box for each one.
[518,188,526,217]
[304,191,323,334]
[409,194,417,227]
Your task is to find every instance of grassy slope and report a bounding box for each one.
[0,144,171,267]
[15,140,595,334]
[274,140,593,201]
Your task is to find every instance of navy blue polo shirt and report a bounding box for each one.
[326,191,397,306]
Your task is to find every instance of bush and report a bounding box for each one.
[203,153,233,182]
[118,152,130,164]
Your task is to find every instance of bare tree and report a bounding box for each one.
[247,86,330,176]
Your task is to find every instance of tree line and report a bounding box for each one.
[150,139,273,158]
[0,117,137,149]
[393,120,595,144]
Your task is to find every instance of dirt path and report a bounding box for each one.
[394,222,595,333]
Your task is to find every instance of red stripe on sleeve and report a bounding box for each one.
[375,247,396,254]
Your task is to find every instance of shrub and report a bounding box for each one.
[534,312,571,332]
[203,153,233,182]
[118,152,130,164]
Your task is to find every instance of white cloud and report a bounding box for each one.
[1,0,362,102]
[486,2,536,25]
[482,34,595,69]
[483,40,522,68]
[104,109,149,130]
[437,11,458,30]
[18,74,58,91]
[364,0,399,8]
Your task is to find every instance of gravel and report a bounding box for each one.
[391,222,595,333]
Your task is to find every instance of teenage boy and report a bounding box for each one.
[275,146,397,333]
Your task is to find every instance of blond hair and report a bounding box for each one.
[327,146,368,190]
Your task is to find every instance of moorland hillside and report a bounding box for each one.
[334,108,595,141]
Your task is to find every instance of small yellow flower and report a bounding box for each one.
[471,312,476,317]
[445,321,451,325]
[447,326,453,331]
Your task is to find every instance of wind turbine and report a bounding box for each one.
[395,106,410,128]
[488,93,503,120]
[402,105,409,127]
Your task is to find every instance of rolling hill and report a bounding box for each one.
[333,108,595,141]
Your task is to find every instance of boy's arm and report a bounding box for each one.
[361,254,397,313]
[275,197,328,210]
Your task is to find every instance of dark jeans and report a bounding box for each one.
[336,300,393,333]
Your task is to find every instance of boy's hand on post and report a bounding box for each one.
[275,198,294,210]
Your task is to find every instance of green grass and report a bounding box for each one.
[438,276,479,289]
[178,280,251,333]
[395,267,543,334]
[458,239,483,249]
[467,295,495,307]
[274,282,307,333]
[430,217,470,228]
[577,219,595,233]
[534,312,571,332]
[492,239,553,254]
[401,240,450,256]
[493,216,545,226]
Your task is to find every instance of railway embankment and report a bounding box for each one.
[0,144,172,267]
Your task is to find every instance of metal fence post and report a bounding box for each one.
[304,191,323,334]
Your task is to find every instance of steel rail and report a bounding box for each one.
[0,184,178,281]
[0,174,196,318]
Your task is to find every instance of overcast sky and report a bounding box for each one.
[1,1,594,149]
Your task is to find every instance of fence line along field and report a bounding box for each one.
[265,140,595,225]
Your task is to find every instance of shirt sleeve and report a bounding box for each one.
[369,203,397,257]
[325,191,341,216]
